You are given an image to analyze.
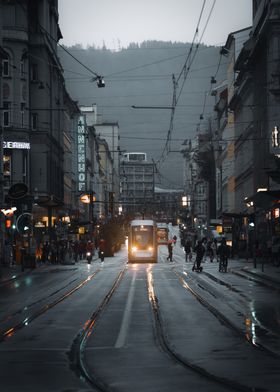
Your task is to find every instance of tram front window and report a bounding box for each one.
[132,226,153,249]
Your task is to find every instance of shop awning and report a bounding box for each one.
[245,190,280,209]
[36,195,64,208]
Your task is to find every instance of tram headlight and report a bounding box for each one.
[132,246,138,253]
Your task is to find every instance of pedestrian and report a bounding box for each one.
[207,240,214,262]
[217,238,230,272]
[73,240,79,263]
[184,239,192,262]
[202,238,208,262]
[98,238,106,261]
[173,235,177,245]
[265,238,272,263]
[99,238,106,252]
[86,240,94,254]
[193,240,204,270]
[271,237,280,266]
[49,241,57,264]
[58,241,66,263]
[212,239,218,262]
[167,240,173,261]
[78,240,84,260]
[42,241,50,263]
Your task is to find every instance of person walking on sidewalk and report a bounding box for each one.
[193,240,204,271]
[211,239,218,262]
[167,240,173,262]
[217,238,230,272]
[42,241,50,263]
[184,239,192,262]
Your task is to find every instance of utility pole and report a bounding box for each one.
[89,191,95,240]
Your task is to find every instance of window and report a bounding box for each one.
[31,64,38,81]
[2,59,9,77]
[21,103,25,127]
[22,154,27,182]
[20,60,25,78]
[3,155,11,188]
[3,155,11,176]
[145,166,153,173]
[3,102,11,127]
[31,113,38,130]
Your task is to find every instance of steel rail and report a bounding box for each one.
[71,268,126,392]
[148,268,265,392]
[175,269,280,360]
[0,270,100,342]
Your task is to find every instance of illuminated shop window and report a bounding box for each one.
[3,155,11,175]
[3,155,11,188]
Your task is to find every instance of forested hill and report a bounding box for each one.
[58,41,223,188]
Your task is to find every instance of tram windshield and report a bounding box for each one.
[132,225,153,249]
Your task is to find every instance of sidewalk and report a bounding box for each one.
[0,256,100,285]
[0,262,32,285]
[1,255,280,286]
[229,256,280,284]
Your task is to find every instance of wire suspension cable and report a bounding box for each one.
[157,0,217,166]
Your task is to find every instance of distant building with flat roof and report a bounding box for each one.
[120,152,155,214]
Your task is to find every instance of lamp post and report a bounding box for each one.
[80,191,96,240]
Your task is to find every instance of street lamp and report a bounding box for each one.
[80,191,96,239]
[91,75,105,88]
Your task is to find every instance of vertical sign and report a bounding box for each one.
[77,115,86,192]
[271,125,280,156]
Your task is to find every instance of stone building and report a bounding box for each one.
[0,0,80,242]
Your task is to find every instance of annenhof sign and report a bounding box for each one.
[77,115,86,192]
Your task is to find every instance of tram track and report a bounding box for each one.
[173,269,280,360]
[69,267,126,392]
[0,274,80,324]
[0,269,100,343]
[147,268,260,392]
[71,264,238,392]
[64,261,277,392]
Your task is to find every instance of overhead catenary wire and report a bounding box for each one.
[14,0,103,82]
[156,0,207,163]
[157,0,217,165]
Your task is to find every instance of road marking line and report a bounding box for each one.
[114,272,136,348]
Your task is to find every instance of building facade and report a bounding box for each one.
[0,0,81,256]
[80,105,120,218]
[120,152,155,215]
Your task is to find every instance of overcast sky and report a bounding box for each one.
[58,0,252,49]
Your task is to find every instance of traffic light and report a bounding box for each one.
[16,213,32,234]
[5,218,12,229]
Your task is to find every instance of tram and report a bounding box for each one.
[156,222,169,245]
[127,219,158,263]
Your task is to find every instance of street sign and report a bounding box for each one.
[8,183,28,199]
[16,212,32,234]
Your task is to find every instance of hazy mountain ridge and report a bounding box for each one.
[59,41,223,187]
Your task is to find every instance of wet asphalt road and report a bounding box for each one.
[0,240,279,392]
